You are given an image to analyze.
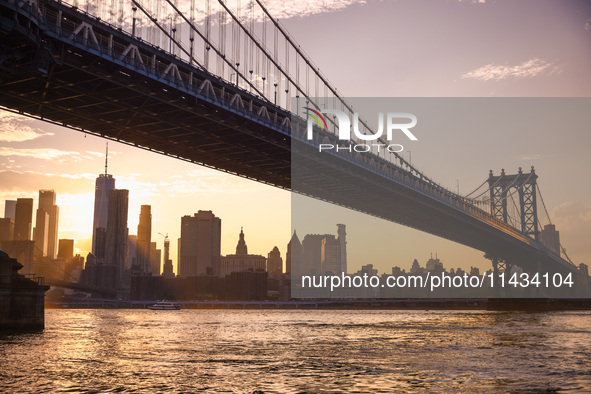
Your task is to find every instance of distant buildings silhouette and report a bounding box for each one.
[289,224,347,277]
[4,154,575,302]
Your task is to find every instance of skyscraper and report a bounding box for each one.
[136,205,152,274]
[302,234,324,275]
[162,236,174,278]
[179,210,221,277]
[150,241,161,276]
[299,224,347,276]
[14,198,33,241]
[33,209,49,257]
[0,218,14,242]
[320,224,347,275]
[57,239,75,260]
[105,189,129,291]
[92,173,115,255]
[92,145,115,256]
[267,246,283,275]
[286,231,301,275]
[94,227,107,260]
[127,234,137,269]
[4,200,16,220]
[541,224,560,255]
[36,190,59,258]
[337,224,347,274]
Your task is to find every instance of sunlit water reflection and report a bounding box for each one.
[1,310,590,392]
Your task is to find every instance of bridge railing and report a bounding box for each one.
[23,273,45,286]
[37,0,293,133]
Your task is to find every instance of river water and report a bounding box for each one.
[1,309,590,392]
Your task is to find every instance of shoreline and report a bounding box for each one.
[45,298,591,311]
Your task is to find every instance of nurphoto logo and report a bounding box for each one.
[304,107,418,153]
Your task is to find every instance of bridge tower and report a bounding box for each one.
[488,166,539,242]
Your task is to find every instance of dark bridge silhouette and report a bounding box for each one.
[44,278,117,297]
[0,0,583,283]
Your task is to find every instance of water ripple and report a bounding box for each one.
[1,310,590,392]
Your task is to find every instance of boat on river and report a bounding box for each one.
[148,300,181,310]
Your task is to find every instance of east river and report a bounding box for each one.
[1,309,590,392]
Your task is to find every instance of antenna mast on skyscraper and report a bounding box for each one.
[105,142,108,175]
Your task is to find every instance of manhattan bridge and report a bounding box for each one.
[0,0,587,294]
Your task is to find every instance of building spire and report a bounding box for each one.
[236,227,248,255]
[105,142,109,175]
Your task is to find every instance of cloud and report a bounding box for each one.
[56,173,97,180]
[257,0,367,20]
[160,168,263,197]
[0,170,96,199]
[552,201,591,226]
[0,111,54,142]
[97,0,367,31]
[0,147,81,161]
[462,59,562,81]
[85,151,105,157]
[586,18,590,31]
[517,153,557,161]
[85,150,121,158]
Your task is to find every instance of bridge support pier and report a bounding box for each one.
[536,255,542,298]
[487,254,511,297]
[490,256,502,297]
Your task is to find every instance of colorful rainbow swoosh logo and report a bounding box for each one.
[303,107,328,131]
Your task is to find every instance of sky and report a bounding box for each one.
[1,0,590,275]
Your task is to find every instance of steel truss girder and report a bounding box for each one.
[488,167,539,241]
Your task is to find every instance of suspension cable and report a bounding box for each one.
[154,0,268,102]
[508,192,521,228]
[536,183,552,225]
[463,177,488,198]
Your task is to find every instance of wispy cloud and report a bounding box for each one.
[0,111,54,142]
[553,201,591,224]
[462,58,562,81]
[0,147,81,161]
[0,148,112,163]
[517,153,557,161]
[126,0,367,30]
[85,151,105,158]
[46,172,97,180]
[85,150,121,158]
[159,167,262,196]
[545,201,591,263]
[0,170,96,197]
[261,0,367,20]
[0,169,95,180]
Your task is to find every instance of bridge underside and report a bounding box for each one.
[0,0,578,276]
[0,63,291,189]
[44,278,117,297]
[0,2,291,188]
